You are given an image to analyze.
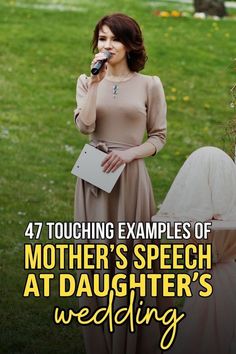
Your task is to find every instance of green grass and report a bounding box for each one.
[0,0,235,353]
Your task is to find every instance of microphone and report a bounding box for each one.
[91,51,112,75]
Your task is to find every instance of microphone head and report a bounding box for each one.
[103,50,112,60]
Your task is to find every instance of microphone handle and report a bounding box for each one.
[91,59,107,75]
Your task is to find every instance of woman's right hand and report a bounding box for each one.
[90,52,108,84]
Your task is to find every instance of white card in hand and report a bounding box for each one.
[71,144,126,193]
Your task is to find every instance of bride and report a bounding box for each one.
[153,146,236,354]
[155,146,236,222]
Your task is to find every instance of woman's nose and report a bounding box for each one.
[104,39,112,49]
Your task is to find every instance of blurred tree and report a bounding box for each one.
[194,0,228,17]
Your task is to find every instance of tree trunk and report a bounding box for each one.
[194,0,228,17]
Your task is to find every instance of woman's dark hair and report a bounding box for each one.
[91,13,147,72]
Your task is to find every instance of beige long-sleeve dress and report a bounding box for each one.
[74,72,167,223]
[73,72,167,354]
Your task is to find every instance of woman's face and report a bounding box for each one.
[97,25,127,66]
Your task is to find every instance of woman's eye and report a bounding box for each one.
[98,37,120,42]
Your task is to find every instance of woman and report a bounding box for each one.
[73,13,167,354]
[153,146,236,354]
[74,12,167,223]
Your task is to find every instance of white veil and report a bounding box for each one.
[156,146,236,221]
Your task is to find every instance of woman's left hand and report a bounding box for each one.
[101,149,135,173]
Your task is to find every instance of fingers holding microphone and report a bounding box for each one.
[90,51,111,83]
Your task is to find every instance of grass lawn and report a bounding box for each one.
[0,0,235,353]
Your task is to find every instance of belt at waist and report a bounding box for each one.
[90,139,137,152]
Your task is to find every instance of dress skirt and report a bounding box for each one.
[74,142,162,354]
[74,142,156,223]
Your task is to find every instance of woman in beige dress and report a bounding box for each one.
[153,146,236,354]
[73,13,167,354]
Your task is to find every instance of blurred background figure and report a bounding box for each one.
[194,0,228,18]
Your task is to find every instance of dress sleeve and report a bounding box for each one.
[146,76,167,154]
[74,74,95,134]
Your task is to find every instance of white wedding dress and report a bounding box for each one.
[156,146,236,221]
[153,146,236,354]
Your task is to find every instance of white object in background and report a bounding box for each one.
[193,12,206,19]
